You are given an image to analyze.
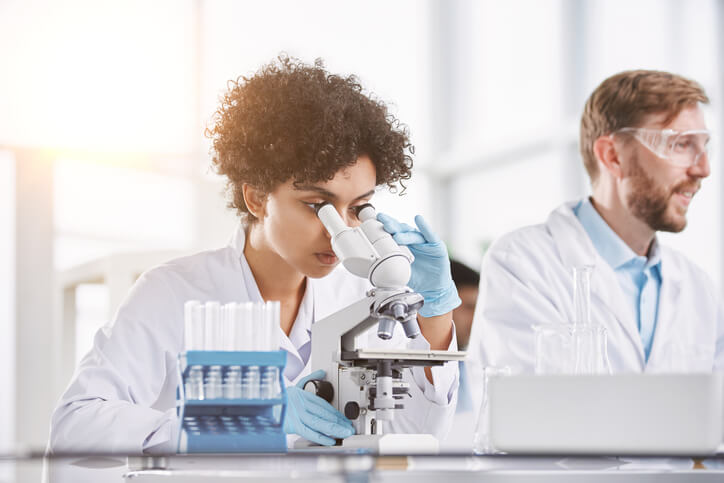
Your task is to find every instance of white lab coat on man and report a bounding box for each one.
[466,200,724,415]
[49,226,459,454]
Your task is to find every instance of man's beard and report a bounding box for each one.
[625,155,690,233]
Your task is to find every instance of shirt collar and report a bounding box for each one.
[288,280,313,347]
[574,197,661,271]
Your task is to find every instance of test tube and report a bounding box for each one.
[265,301,280,351]
[252,303,265,350]
[235,303,253,351]
[184,301,205,351]
[261,366,280,399]
[242,366,260,399]
[222,302,237,351]
[224,365,242,399]
[205,365,223,399]
[186,365,205,400]
[204,301,221,350]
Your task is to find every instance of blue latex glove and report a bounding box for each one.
[376,213,461,317]
[283,369,355,446]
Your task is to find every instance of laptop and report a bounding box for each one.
[486,373,723,455]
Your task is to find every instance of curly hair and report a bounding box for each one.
[206,55,414,222]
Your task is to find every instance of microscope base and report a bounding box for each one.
[341,434,439,455]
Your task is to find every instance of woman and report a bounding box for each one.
[49,56,461,453]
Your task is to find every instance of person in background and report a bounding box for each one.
[441,259,480,451]
[467,70,723,412]
[450,259,480,412]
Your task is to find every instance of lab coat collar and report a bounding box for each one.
[229,222,247,253]
[548,201,646,365]
[288,280,313,351]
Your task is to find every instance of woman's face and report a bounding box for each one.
[257,155,377,278]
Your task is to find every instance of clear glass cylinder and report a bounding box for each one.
[186,365,205,400]
[472,366,511,455]
[534,324,573,374]
[205,366,223,399]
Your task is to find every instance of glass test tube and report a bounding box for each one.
[265,300,280,351]
[184,301,205,351]
[260,366,280,399]
[224,365,242,399]
[205,365,223,399]
[222,302,237,351]
[242,366,260,399]
[204,301,221,350]
[186,365,205,400]
[254,302,267,350]
[235,302,253,351]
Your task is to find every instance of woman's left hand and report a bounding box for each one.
[376,213,461,317]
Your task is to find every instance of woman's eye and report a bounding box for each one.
[305,202,321,210]
[350,205,366,219]
[304,202,326,214]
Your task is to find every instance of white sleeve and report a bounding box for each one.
[48,271,182,455]
[466,244,566,416]
[714,297,724,371]
[407,325,459,405]
[381,324,458,441]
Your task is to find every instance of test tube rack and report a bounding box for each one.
[176,350,288,453]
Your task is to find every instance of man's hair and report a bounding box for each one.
[206,55,414,223]
[580,70,709,184]
[450,259,480,288]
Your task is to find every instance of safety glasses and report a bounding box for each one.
[615,127,711,168]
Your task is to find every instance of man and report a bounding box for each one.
[468,70,724,388]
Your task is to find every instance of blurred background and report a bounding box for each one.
[1,0,723,478]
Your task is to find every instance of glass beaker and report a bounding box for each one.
[533,324,574,374]
[570,325,612,374]
[472,365,511,454]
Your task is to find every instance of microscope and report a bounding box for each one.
[306,203,465,454]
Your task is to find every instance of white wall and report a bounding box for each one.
[198,0,433,225]
[0,151,16,483]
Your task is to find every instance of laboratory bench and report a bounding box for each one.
[4,451,723,483]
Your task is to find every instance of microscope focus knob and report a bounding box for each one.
[303,379,335,404]
[344,401,361,420]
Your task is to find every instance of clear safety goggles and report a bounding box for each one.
[614,127,711,168]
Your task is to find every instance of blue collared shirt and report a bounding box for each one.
[573,198,662,361]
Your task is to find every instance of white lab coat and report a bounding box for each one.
[466,200,724,415]
[49,226,458,455]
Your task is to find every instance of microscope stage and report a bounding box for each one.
[341,348,466,365]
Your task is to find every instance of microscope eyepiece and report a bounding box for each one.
[352,203,375,221]
[313,200,332,215]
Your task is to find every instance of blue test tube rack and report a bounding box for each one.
[176,350,288,453]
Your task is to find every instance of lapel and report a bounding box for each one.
[646,249,682,370]
[546,202,645,366]
[280,277,320,384]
